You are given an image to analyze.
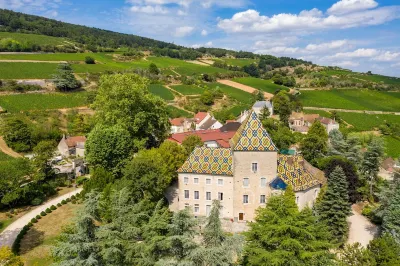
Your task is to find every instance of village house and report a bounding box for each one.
[168,111,325,222]
[237,100,273,123]
[194,112,223,131]
[57,135,86,158]
[288,112,339,134]
[317,117,340,134]
[170,117,194,134]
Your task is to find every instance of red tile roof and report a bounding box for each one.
[170,118,185,126]
[65,136,86,148]
[168,129,236,147]
[194,112,208,124]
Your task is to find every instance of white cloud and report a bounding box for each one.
[174,26,194,37]
[191,44,201,48]
[205,41,213,47]
[255,46,300,56]
[372,51,400,62]
[131,5,169,14]
[329,48,379,59]
[201,0,248,8]
[332,61,360,67]
[327,0,378,15]
[218,5,400,34]
[127,0,192,8]
[0,0,62,15]
[201,29,208,36]
[305,40,350,52]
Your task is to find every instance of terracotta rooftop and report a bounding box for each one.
[318,117,338,125]
[170,117,185,126]
[194,112,208,124]
[168,129,236,147]
[65,136,86,148]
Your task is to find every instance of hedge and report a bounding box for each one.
[45,208,52,213]
[50,205,57,210]
[61,200,67,204]
[36,215,41,219]
[31,218,38,223]
[57,203,62,207]
[40,211,47,216]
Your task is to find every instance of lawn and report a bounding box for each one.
[0,32,69,46]
[207,82,253,105]
[233,77,289,94]
[170,85,204,95]
[384,136,400,158]
[337,112,400,131]
[299,89,400,112]
[167,105,193,118]
[0,62,58,79]
[0,92,88,113]
[0,151,14,162]
[20,203,83,266]
[149,84,174,100]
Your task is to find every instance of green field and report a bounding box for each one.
[170,85,204,95]
[300,89,400,112]
[303,109,331,117]
[384,136,400,158]
[167,105,193,118]
[337,112,400,131]
[353,73,400,85]
[0,92,88,113]
[0,62,58,79]
[0,32,69,46]
[233,77,289,93]
[0,151,13,161]
[208,83,253,105]
[216,58,257,67]
[149,84,174,100]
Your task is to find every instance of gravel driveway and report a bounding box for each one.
[0,188,82,248]
[347,204,379,247]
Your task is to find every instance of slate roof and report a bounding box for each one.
[277,154,324,191]
[178,147,233,176]
[229,111,278,151]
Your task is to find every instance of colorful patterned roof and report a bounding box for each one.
[178,147,233,176]
[277,154,323,191]
[229,111,277,151]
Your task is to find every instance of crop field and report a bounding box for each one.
[149,84,174,100]
[215,58,257,67]
[0,32,69,46]
[0,92,88,113]
[233,77,289,93]
[0,62,58,79]
[384,136,400,158]
[167,105,193,118]
[353,73,400,85]
[170,85,204,95]
[207,83,253,105]
[337,112,400,131]
[299,89,400,112]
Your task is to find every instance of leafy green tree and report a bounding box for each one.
[92,74,170,148]
[181,135,203,156]
[315,166,350,244]
[381,179,400,243]
[83,167,115,194]
[3,118,32,152]
[200,90,214,105]
[157,141,186,181]
[367,233,400,265]
[361,138,384,198]
[344,136,363,168]
[52,63,80,92]
[272,91,291,125]
[85,56,95,64]
[0,246,24,266]
[86,124,133,175]
[258,106,270,121]
[328,129,347,156]
[301,120,328,164]
[337,243,375,266]
[244,186,334,265]
[252,90,264,102]
[149,63,160,75]
[32,140,57,182]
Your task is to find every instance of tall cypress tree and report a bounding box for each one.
[315,166,350,244]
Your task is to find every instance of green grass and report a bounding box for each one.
[0,92,88,113]
[303,109,331,117]
[337,112,400,131]
[216,58,258,67]
[299,89,400,112]
[0,32,69,46]
[353,73,400,85]
[233,77,289,94]
[170,85,204,95]
[0,62,58,79]
[148,84,174,100]
[0,218,15,233]
[208,82,253,105]
[0,151,14,162]
[167,105,193,118]
[384,136,400,158]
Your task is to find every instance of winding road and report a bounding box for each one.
[0,137,22,158]
[0,188,82,248]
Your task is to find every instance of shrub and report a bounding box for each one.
[31,197,43,206]
[27,222,33,227]
[45,208,51,213]
[61,200,67,205]
[40,211,46,216]
[31,218,37,223]
[85,56,95,64]
[50,205,56,210]
[71,195,76,200]
[71,199,76,204]
[57,203,62,207]
[76,176,88,185]
[36,215,41,219]
[66,198,71,202]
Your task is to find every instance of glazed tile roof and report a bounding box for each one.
[229,111,278,151]
[277,154,324,191]
[168,129,236,147]
[178,147,233,176]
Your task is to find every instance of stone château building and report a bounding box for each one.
[169,111,325,222]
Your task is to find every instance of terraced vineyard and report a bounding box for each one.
[0,62,58,79]
[337,112,400,131]
[0,32,71,46]
[170,85,204,95]
[149,84,174,100]
[233,77,289,94]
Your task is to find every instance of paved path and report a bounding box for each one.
[347,204,379,247]
[217,79,274,100]
[304,106,400,115]
[0,137,22,158]
[0,188,82,248]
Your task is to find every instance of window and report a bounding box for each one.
[206,192,211,200]
[218,179,223,186]
[184,203,189,208]
[218,192,223,201]
[194,204,199,213]
[194,191,199,200]
[206,178,211,185]
[184,190,189,199]
[194,178,199,184]
[260,177,266,187]
[184,177,189,184]
[260,195,266,204]
[252,163,258,172]
[243,195,249,204]
[206,205,211,216]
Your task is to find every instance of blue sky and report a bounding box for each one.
[1,0,400,77]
